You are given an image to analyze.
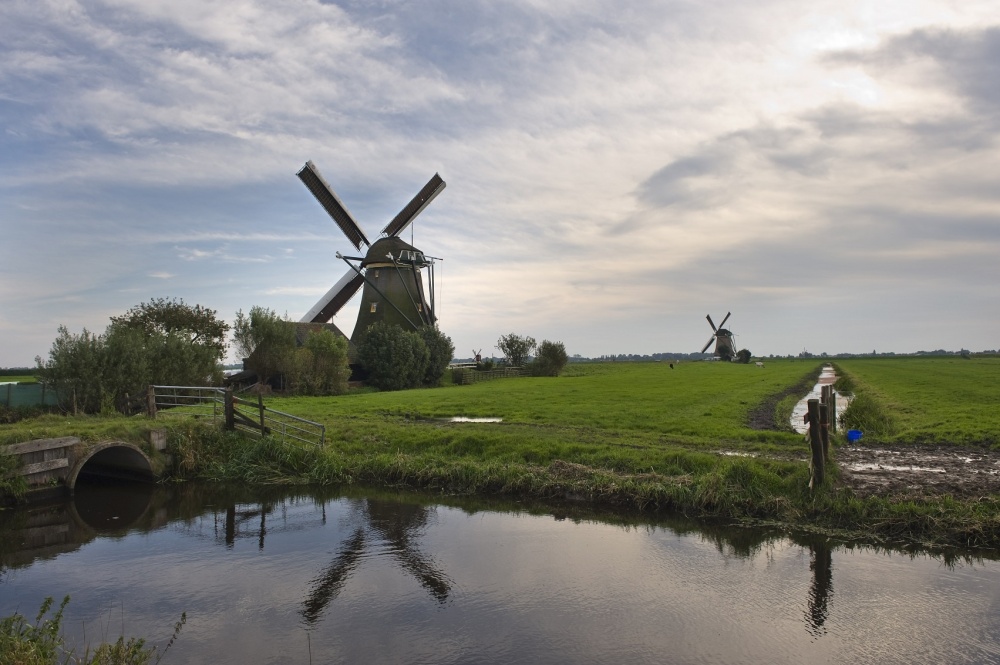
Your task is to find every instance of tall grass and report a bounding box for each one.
[0,596,184,665]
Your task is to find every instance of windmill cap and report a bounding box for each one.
[361,236,425,268]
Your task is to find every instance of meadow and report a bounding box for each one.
[834,356,1000,444]
[4,357,1000,548]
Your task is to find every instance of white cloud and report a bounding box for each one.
[1,0,999,364]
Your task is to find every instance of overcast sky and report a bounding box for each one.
[2,0,998,367]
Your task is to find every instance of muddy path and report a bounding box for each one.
[835,444,1000,500]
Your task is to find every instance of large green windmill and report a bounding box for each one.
[296,161,445,345]
[701,311,736,361]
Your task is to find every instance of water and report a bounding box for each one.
[2,483,999,664]
[791,364,853,434]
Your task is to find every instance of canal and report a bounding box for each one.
[2,482,998,664]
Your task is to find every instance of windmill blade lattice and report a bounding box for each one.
[381,173,446,238]
[297,161,370,250]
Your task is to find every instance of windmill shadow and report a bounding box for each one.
[301,498,452,625]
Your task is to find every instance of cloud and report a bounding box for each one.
[1,1,999,364]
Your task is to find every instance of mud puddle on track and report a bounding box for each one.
[836,445,1000,500]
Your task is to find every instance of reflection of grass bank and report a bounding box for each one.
[3,359,1000,549]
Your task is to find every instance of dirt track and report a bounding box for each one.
[835,444,1000,500]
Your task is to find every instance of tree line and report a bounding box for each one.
[33,298,457,415]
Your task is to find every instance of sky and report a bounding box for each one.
[2,0,998,367]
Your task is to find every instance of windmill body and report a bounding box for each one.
[296,161,445,347]
[701,311,737,361]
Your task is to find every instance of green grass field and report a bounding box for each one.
[4,357,1000,547]
[834,356,1000,444]
[0,376,36,383]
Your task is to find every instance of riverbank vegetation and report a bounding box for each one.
[3,358,1000,549]
[0,596,184,665]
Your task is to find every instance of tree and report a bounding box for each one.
[36,326,106,413]
[531,340,568,376]
[233,307,297,387]
[110,297,229,360]
[736,348,752,364]
[287,329,351,395]
[417,326,455,386]
[496,333,536,367]
[357,322,429,391]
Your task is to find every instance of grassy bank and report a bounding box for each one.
[3,359,999,549]
[834,356,1000,445]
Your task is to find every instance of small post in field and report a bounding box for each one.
[805,399,825,488]
[224,387,235,430]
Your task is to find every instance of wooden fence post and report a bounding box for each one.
[146,385,157,418]
[224,387,235,430]
[829,390,837,434]
[819,403,831,463]
[805,399,825,488]
[258,391,266,433]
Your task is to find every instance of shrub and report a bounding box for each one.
[417,326,455,386]
[286,329,351,395]
[531,340,569,376]
[735,349,752,364]
[357,322,430,391]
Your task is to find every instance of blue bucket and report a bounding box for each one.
[846,429,863,442]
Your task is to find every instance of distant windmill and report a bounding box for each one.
[701,311,736,361]
[296,161,445,344]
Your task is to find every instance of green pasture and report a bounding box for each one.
[834,356,1000,445]
[276,359,814,446]
[5,358,1000,547]
[0,376,36,384]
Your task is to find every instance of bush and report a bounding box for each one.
[36,299,228,415]
[286,329,351,395]
[531,340,568,376]
[418,326,455,386]
[357,322,430,391]
[735,349,752,364]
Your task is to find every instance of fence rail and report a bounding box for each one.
[453,367,524,385]
[148,385,325,448]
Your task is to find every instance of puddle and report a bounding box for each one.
[847,463,946,473]
[447,417,503,423]
[790,365,853,434]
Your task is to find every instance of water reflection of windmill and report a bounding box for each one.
[301,498,451,625]
[296,161,446,345]
[701,311,736,361]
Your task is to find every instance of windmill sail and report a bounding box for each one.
[297,161,370,250]
[300,268,365,323]
[381,173,446,238]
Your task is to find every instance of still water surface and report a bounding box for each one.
[2,482,999,664]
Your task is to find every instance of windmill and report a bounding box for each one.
[701,311,736,361]
[296,160,446,345]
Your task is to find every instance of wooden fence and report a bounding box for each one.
[147,385,326,447]
[452,367,524,385]
[802,386,838,489]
